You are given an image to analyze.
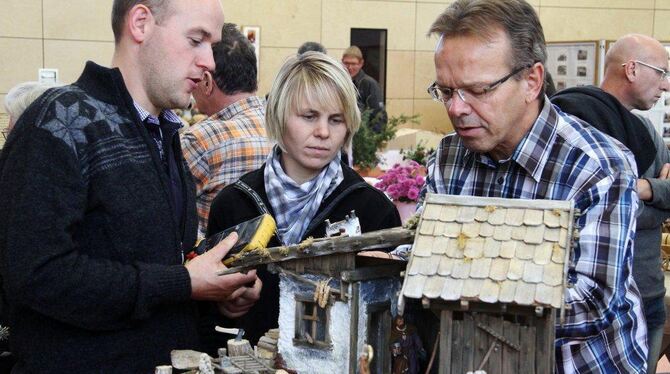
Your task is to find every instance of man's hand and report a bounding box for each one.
[637,178,653,201]
[217,277,263,318]
[659,163,670,179]
[637,163,670,201]
[185,232,258,301]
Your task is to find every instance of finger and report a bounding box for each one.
[227,286,249,301]
[661,163,670,179]
[209,232,239,260]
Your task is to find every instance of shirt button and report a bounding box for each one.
[497,177,504,184]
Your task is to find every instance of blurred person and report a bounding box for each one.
[342,45,387,132]
[182,23,272,240]
[553,33,670,373]
[0,0,258,372]
[204,51,400,347]
[298,41,327,55]
[3,81,59,133]
[424,0,646,372]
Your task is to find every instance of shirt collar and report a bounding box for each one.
[462,96,557,182]
[133,102,183,129]
[510,96,558,182]
[213,96,264,121]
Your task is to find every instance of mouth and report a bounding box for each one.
[187,77,202,91]
[306,146,330,155]
[454,125,484,138]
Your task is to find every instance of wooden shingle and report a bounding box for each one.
[470,258,492,279]
[523,209,544,226]
[403,274,426,299]
[441,278,463,301]
[464,238,485,259]
[452,261,472,279]
[423,276,446,299]
[479,279,500,303]
[437,257,454,276]
[505,208,525,227]
[488,208,506,225]
[462,222,481,238]
[439,205,459,222]
[483,237,501,258]
[490,258,510,281]
[457,206,478,223]
[479,222,495,237]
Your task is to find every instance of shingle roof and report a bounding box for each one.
[401,193,576,309]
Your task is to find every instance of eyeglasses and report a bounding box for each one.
[623,60,670,81]
[428,65,531,105]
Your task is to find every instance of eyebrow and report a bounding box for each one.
[190,27,212,40]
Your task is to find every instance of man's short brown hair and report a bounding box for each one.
[430,0,546,79]
[111,0,172,43]
[343,46,363,61]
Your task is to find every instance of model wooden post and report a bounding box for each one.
[227,339,253,357]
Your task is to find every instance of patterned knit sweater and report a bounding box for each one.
[0,61,199,373]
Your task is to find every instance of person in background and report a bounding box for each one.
[182,23,272,240]
[298,41,327,55]
[0,0,257,372]
[3,81,59,134]
[203,51,400,348]
[552,33,670,373]
[341,45,387,132]
[424,0,646,372]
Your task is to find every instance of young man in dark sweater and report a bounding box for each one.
[0,1,258,372]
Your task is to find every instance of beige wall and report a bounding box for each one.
[3,0,670,134]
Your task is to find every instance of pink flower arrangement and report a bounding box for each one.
[374,160,426,202]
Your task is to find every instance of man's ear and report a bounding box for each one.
[622,61,637,82]
[127,4,154,43]
[525,62,544,103]
[201,71,215,96]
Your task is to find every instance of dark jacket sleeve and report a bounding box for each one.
[0,110,191,331]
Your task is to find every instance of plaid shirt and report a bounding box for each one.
[425,98,647,373]
[181,96,272,239]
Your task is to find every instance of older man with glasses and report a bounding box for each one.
[553,33,670,373]
[423,1,647,372]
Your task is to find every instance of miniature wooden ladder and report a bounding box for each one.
[466,323,521,374]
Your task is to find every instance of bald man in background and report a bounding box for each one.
[553,34,670,373]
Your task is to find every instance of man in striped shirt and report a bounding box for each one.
[424,0,647,372]
[182,23,272,239]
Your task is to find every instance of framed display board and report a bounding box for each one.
[242,26,260,73]
[546,41,599,90]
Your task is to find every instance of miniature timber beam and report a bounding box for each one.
[217,227,415,276]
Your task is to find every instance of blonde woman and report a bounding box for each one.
[200,52,400,351]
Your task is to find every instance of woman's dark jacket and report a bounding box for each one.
[200,162,401,351]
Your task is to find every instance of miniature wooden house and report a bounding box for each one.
[267,228,409,374]
[400,193,576,374]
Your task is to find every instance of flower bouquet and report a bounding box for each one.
[374,160,426,203]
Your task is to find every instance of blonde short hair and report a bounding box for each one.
[266,51,361,150]
[4,81,58,130]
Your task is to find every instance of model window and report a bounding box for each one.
[294,298,331,349]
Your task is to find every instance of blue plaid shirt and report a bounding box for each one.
[425,98,647,373]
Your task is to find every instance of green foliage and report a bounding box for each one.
[352,110,420,169]
[401,140,435,166]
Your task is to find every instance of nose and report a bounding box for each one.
[197,44,216,73]
[446,90,472,118]
[661,77,670,92]
[313,118,330,139]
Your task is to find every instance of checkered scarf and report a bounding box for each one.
[264,145,343,245]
